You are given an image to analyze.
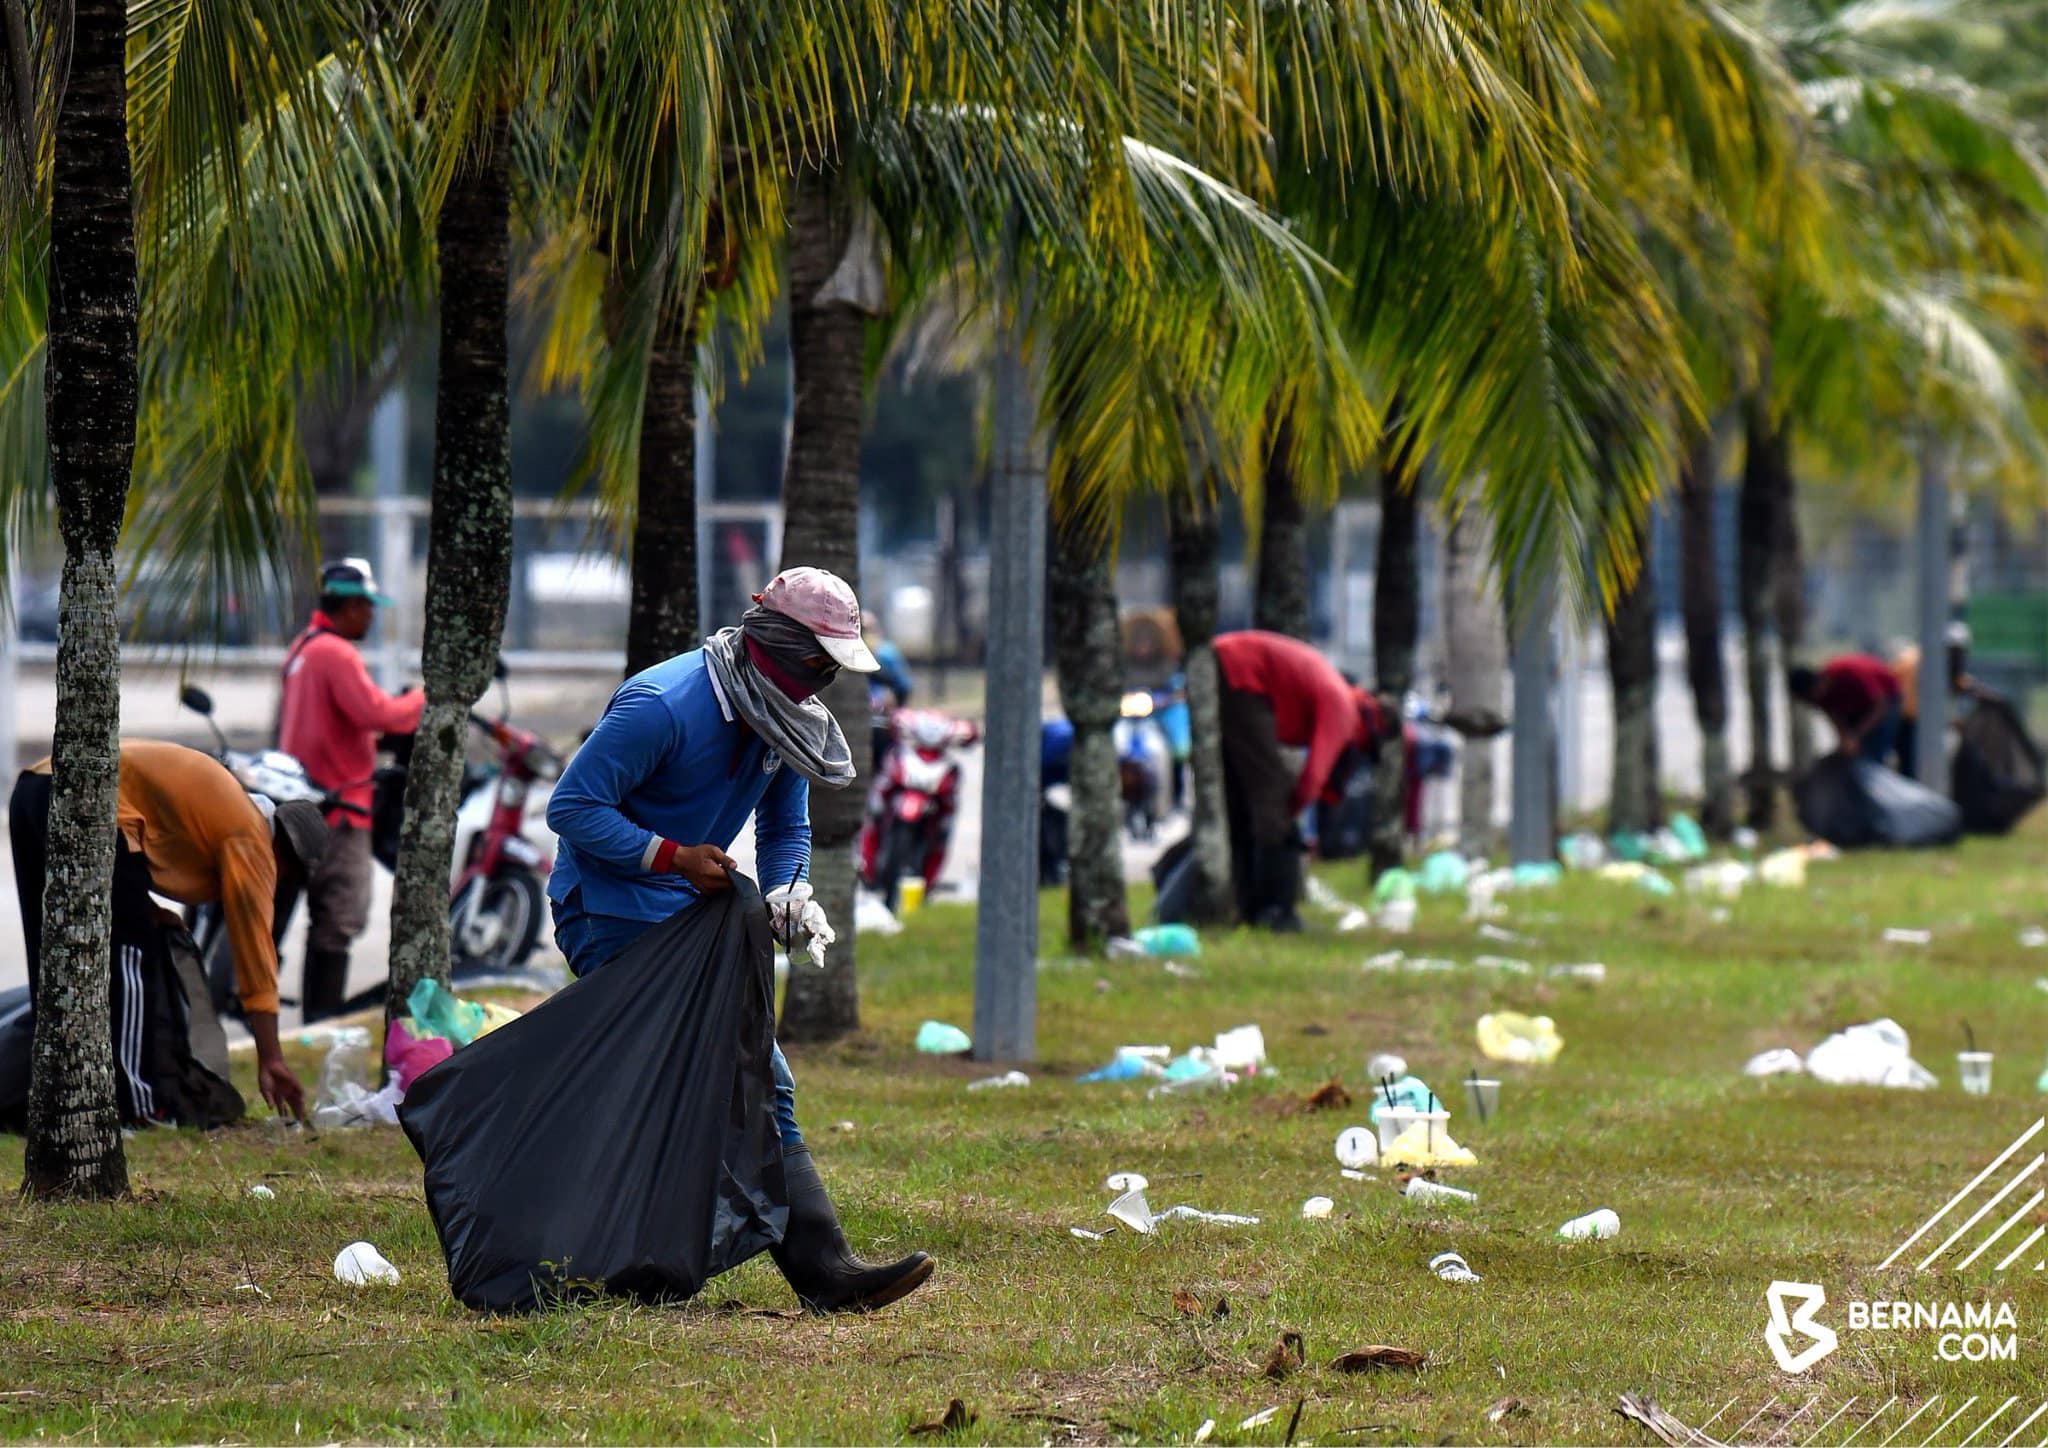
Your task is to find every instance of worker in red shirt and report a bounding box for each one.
[277,560,425,1019]
[1214,630,1385,930]
[1789,653,1903,764]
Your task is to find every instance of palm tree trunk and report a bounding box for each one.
[1049,510,1129,951]
[1370,437,1421,875]
[624,297,701,676]
[1678,429,1733,836]
[1166,485,1235,923]
[1254,414,1311,639]
[23,0,132,1200]
[388,112,514,1013]
[777,175,867,1042]
[1605,508,1658,835]
[1441,507,1505,857]
[1772,443,1810,778]
[1738,401,1783,829]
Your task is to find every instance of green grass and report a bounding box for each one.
[6,827,2048,1445]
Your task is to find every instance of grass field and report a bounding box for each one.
[4,825,2047,1445]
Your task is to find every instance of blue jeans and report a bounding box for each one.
[553,896,803,1150]
[1859,696,1903,766]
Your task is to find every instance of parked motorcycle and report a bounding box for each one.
[1114,690,1174,841]
[859,708,978,911]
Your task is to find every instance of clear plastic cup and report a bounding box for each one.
[1377,898,1417,934]
[1463,1078,1500,1123]
[1416,1109,1451,1155]
[1375,1106,1417,1151]
[1958,1051,1994,1096]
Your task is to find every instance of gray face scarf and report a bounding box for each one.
[700,625,856,789]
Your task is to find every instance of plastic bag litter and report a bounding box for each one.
[1759,848,1808,888]
[1558,832,1607,871]
[1335,907,1374,933]
[1151,1204,1259,1226]
[915,1020,971,1054]
[1301,1195,1334,1220]
[1684,861,1751,899]
[1668,814,1709,860]
[1417,851,1470,894]
[1132,924,1200,958]
[1511,861,1562,889]
[1597,861,1673,895]
[1377,897,1418,933]
[1474,955,1532,976]
[853,892,903,935]
[1304,875,1352,914]
[1743,1047,1805,1077]
[1373,869,1417,904]
[315,1027,372,1113]
[399,876,788,1313]
[967,1070,1030,1090]
[1212,1025,1267,1072]
[385,1018,454,1093]
[1546,962,1606,984]
[333,1240,401,1286]
[1608,831,1650,864]
[1367,1075,1435,1125]
[1882,927,1933,945]
[313,1078,404,1130]
[1078,1049,1163,1083]
[2020,927,2047,949]
[1380,1121,1478,1169]
[1430,1250,1481,1283]
[1476,1012,1563,1065]
[1803,1018,1937,1089]
[408,979,518,1050]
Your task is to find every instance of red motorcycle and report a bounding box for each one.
[859,709,978,911]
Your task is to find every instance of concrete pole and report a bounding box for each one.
[0,544,17,788]
[1915,434,1952,791]
[971,319,1045,1064]
[370,382,408,690]
[1509,567,1557,864]
[1554,614,1585,814]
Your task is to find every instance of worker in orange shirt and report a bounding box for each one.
[278,559,424,1020]
[9,742,328,1124]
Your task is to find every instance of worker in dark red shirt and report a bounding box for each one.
[1214,630,1386,930]
[1789,653,1904,763]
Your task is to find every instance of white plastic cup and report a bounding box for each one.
[1301,1195,1334,1220]
[333,1241,401,1286]
[1378,897,1417,934]
[1365,1052,1408,1083]
[1463,1078,1500,1123]
[1375,1106,1417,1152]
[1558,1208,1620,1241]
[1335,1125,1377,1169]
[1402,1177,1476,1205]
[1958,1051,1994,1096]
[1416,1109,1451,1155]
[1106,1187,1156,1235]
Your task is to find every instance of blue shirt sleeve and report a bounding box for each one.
[753,763,812,893]
[546,686,676,873]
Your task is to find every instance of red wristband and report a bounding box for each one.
[652,838,681,873]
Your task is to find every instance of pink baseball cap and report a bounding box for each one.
[756,567,880,673]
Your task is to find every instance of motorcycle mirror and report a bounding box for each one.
[179,685,214,716]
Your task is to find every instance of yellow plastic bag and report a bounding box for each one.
[1758,849,1807,888]
[1476,1011,1563,1065]
[472,1001,522,1039]
[1379,1122,1479,1169]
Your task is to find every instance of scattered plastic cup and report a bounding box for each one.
[333,1241,401,1286]
[1402,1176,1476,1206]
[1416,1108,1451,1155]
[1105,1171,1149,1193]
[1335,1125,1377,1169]
[1366,1052,1408,1083]
[1558,1208,1620,1241]
[1106,1187,1156,1234]
[1463,1078,1500,1123]
[1375,1106,1418,1152]
[1429,1250,1481,1283]
[897,877,926,917]
[1958,1051,1994,1096]
[1377,897,1418,934]
[247,1183,276,1200]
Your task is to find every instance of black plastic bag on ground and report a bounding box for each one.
[1953,697,2046,835]
[1795,754,1962,849]
[399,874,787,1313]
[1152,835,1195,923]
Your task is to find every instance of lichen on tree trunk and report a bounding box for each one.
[1605,507,1659,836]
[1441,507,1505,857]
[776,173,870,1042]
[1738,402,1784,829]
[1370,437,1421,876]
[1049,509,1129,952]
[24,0,134,1201]
[1678,428,1733,836]
[1254,413,1311,640]
[625,298,702,676]
[388,112,514,1014]
[1166,486,1235,924]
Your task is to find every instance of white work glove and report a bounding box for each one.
[765,882,836,968]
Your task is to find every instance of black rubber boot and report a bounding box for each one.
[771,1146,934,1313]
[302,949,350,1023]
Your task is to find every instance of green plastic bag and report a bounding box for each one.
[1373,868,1417,904]
[409,978,487,1049]
[1417,851,1469,894]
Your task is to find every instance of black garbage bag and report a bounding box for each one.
[1152,835,1195,923]
[399,874,788,1313]
[1953,697,2046,835]
[1795,753,1962,849]
[0,986,30,1133]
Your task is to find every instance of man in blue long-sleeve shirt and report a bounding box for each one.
[546,566,934,1315]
